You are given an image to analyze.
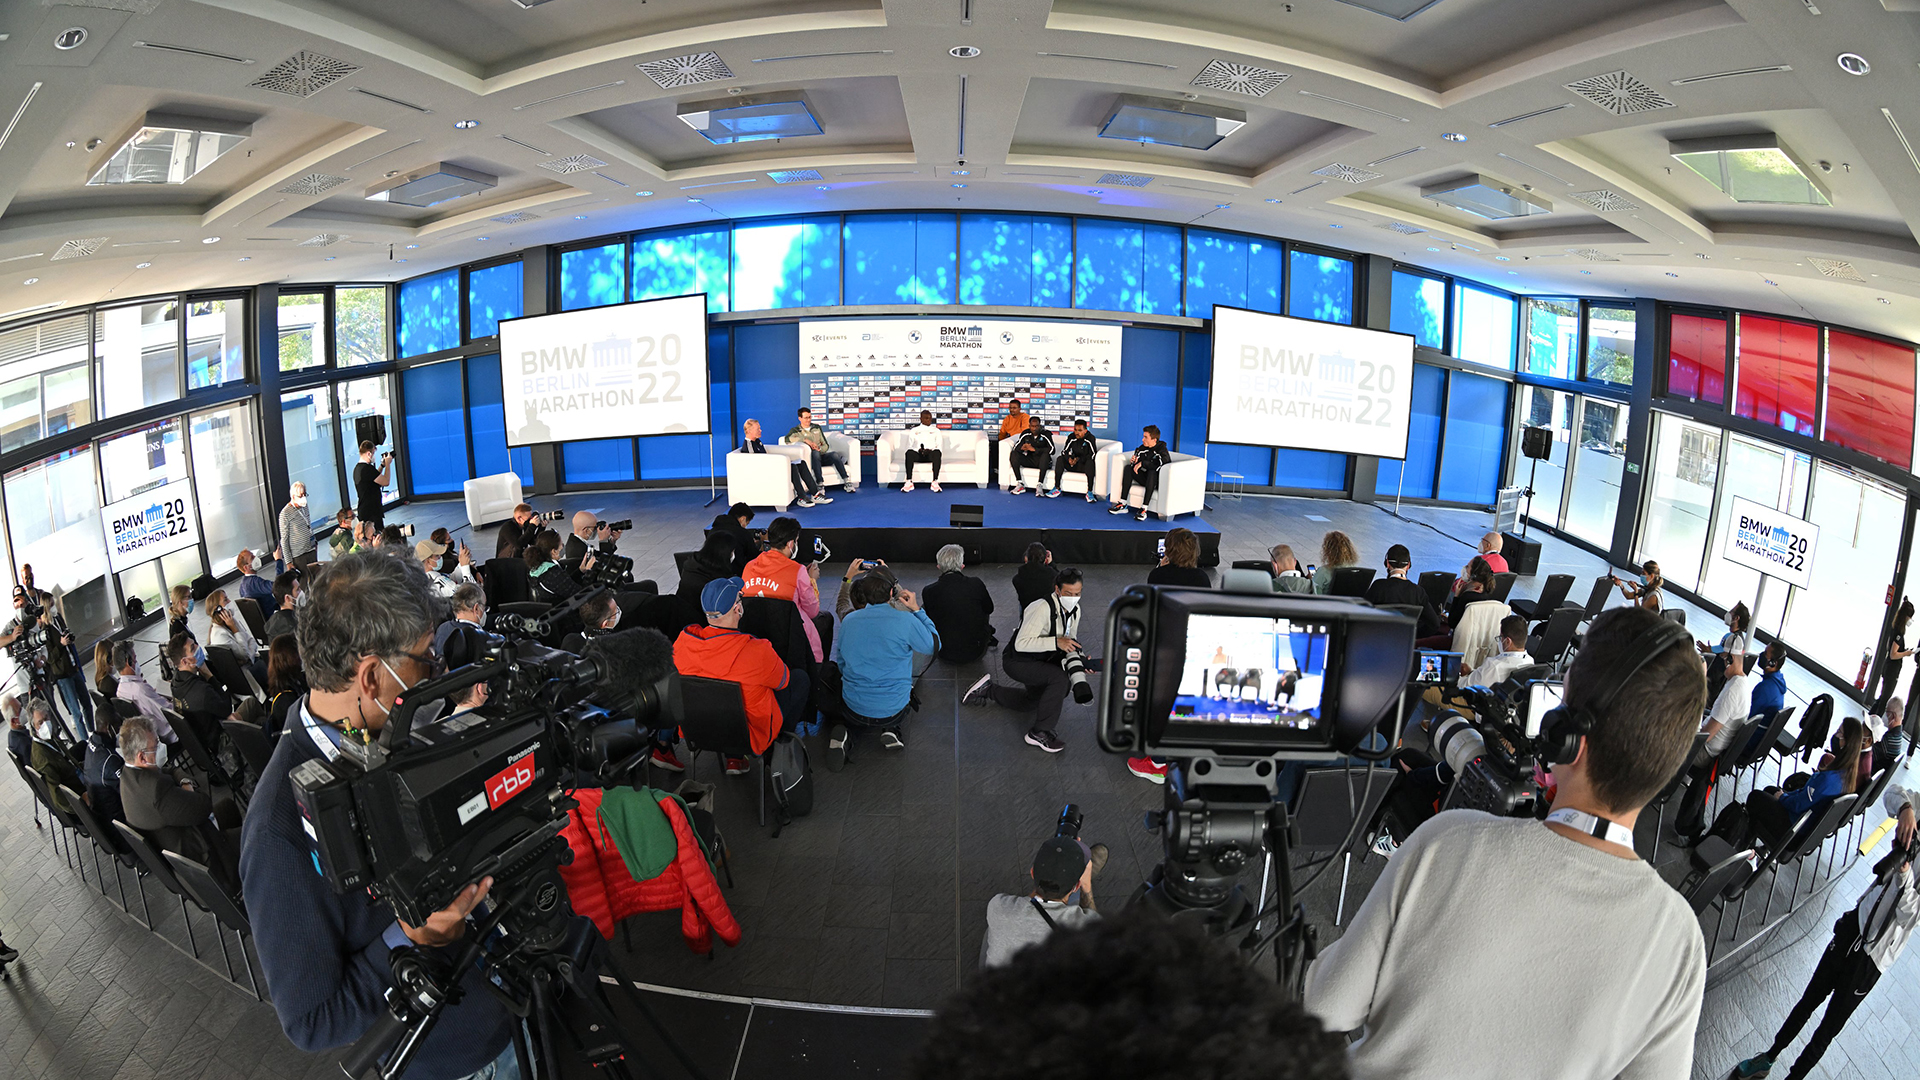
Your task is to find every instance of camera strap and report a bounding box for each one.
[1028,896,1061,930]
[1545,807,1634,849]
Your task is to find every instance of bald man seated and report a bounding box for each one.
[564,510,625,563]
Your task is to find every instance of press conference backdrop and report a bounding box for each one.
[497,293,711,447]
[1207,306,1415,460]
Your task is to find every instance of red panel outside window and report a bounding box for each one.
[1824,329,1915,470]
[1736,315,1819,437]
[1666,313,1726,404]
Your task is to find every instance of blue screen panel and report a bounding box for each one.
[466,354,533,488]
[1075,219,1182,314]
[959,213,1029,306]
[914,213,957,304]
[843,213,955,304]
[639,327,732,480]
[397,269,458,358]
[466,261,523,341]
[633,224,730,313]
[1033,217,1073,307]
[401,361,470,495]
[1116,327,1180,448]
[1288,251,1354,325]
[1375,362,1444,498]
[562,438,635,484]
[1247,239,1282,314]
[1185,230,1248,318]
[731,216,838,310]
[1436,369,1509,504]
[560,243,626,312]
[731,322,800,446]
[1390,271,1445,351]
[1273,449,1346,491]
[1141,223,1181,315]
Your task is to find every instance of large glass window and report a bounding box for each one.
[1389,271,1445,350]
[1824,329,1915,470]
[281,387,342,523]
[185,297,246,390]
[466,261,524,341]
[1436,370,1509,503]
[278,292,326,372]
[1699,433,1809,629]
[731,217,838,310]
[1782,466,1906,678]
[0,314,91,453]
[401,361,471,495]
[632,225,730,313]
[844,213,959,306]
[335,377,393,502]
[1636,412,1720,590]
[96,301,180,418]
[560,244,627,312]
[1563,398,1628,545]
[1666,312,1726,405]
[1735,314,1818,436]
[1452,284,1515,369]
[190,403,270,567]
[336,286,388,367]
[98,417,186,503]
[1073,218,1180,315]
[1513,385,1573,528]
[1584,304,1637,385]
[1286,250,1353,324]
[397,270,459,358]
[5,446,112,642]
[1522,298,1578,380]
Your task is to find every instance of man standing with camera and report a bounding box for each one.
[962,568,1088,754]
[240,552,515,1080]
[1306,606,1708,1079]
[353,441,394,531]
[1,585,85,743]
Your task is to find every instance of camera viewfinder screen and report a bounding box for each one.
[1171,614,1329,730]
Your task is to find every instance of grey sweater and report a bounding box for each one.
[1305,810,1704,1080]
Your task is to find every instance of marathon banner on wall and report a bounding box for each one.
[102,480,199,574]
[1724,495,1820,591]
[798,317,1123,378]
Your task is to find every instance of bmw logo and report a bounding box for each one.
[908,330,922,343]
[1000,331,1014,344]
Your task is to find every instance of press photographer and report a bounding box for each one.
[1304,607,1708,1080]
[564,510,629,563]
[963,567,1091,754]
[2,584,85,744]
[978,805,1108,968]
[239,552,517,1080]
[353,441,396,530]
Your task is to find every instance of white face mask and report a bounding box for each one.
[378,657,446,726]
[1058,595,1080,612]
[150,742,168,769]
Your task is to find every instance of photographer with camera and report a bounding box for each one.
[417,538,476,601]
[3,584,87,743]
[564,511,626,563]
[1307,606,1708,1080]
[239,551,516,1080]
[353,441,395,530]
[742,517,827,663]
[979,811,1108,969]
[1730,785,1919,1080]
[827,572,938,768]
[962,567,1090,755]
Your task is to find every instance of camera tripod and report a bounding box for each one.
[342,857,709,1080]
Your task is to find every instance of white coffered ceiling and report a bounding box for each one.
[4,0,1920,342]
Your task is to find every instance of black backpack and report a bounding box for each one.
[766,732,813,836]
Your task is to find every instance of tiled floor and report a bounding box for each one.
[4,485,1914,1079]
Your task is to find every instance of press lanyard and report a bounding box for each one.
[1545,807,1635,849]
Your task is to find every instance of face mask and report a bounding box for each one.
[295,590,310,609]
[377,657,444,726]
[33,721,51,741]
[294,495,307,507]
[1059,595,1080,612]
[185,598,195,613]
[151,742,168,769]
[195,645,208,668]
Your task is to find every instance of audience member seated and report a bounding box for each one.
[963,567,1085,755]
[112,641,177,743]
[1307,606,1708,1080]
[1875,697,1912,775]
[4,694,28,763]
[741,517,827,663]
[1742,718,1868,853]
[921,545,995,664]
[418,537,476,600]
[1269,544,1313,594]
[167,583,194,641]
[1751,641,1788,719]
[1613,560,1665,612]
[1310,530,1359,594]
[1007,417,1056,495]
[526,528,592,602]
[434,584,488,657]
[235,547,279,608]
[119,715,242,894]
[677,576,809,775]
[1366,544,1442,637]
[677,532,738,622]
[1702,601,1754,700]
[1012,542,1057,612]
[28,702,85,815]
[561,591,622,654]
[373,524,406,552]
[1673,649,1760,840]
[979,835,1107,968]
[1146,528,1211,588]
[93,639,117,701]
[83,709,125,824]
[168,632,230,750]
[1442,557,1497,629]
[742,418,827,507]
[264,571,301,643]
[1817,717,1875,791]
[207,588,267,685]
[1474,531,1509,574]
[327,507,357,559]
[264,636,305,743]
[827,573,939,768]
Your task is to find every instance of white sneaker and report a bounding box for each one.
[843,482,857,493]
[798,497,816,508]
[930,481,943,492]
[1010,484,1027,495]
[812,493,834,504]
[901,480,915,492]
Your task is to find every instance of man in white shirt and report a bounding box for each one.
[1418,615,1531,724]
[900,410,944,493]
[111,641,177,744]
[1702,649,1757,757]
[1307,606,1708,1080]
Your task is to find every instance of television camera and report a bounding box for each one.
[1097,585,1415,995]
[1428,674,1561,820]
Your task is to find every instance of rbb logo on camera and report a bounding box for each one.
[484,745,540,810]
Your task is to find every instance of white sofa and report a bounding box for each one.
[463,472,524,531]
[875,429,989,487]
[725,445,811,511]
[1105,450,1208,520]
[998,437,1123,495]
[780,431,862,490]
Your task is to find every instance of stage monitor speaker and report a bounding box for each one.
[355,414,389,448]
[1520,426,1551,461]
[1501,531,1542,576]
[951,504,984,528]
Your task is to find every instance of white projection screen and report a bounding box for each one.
[1207,307,1415,460]
[498,293,711,447]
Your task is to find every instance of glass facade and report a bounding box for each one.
[1390,271,1445,350]
[466,260,524,341]
[1584,305,1636,385]
[1697,433,1809,631]
[0,313,90,452]
[1736,314,1819,436]
[1522,298,1578,380]
[278,292,326,372]
[189,402,271,566]
[1637,412,1719,590]
[1783,467,1906,677]
[397,270,459,358]
[280,386,341,525]
[1453,284,1515,369]
[1823,330,1915,470]
[6,447,112,641]
[335,286,388,367]
[1286,251,1353,324]
[1563,398,1628,545]
[1667,312,1726,405]
[96,301,180,418]
[185,297,247,390]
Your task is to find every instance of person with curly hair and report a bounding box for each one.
[1311,530,1360,594]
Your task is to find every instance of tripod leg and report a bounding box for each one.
[592,941,712,1080]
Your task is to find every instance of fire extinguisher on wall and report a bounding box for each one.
[1857,647,1872,692]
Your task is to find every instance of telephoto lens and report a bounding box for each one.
[1061,651,1094,704]
[1055,803,1083,839]
[602,519,633,532]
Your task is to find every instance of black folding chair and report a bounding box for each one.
[233,597,270,646]
[18,766,78,871]
[1328,567,1376,597]
[1376,604,1423,621]
[165,852,262,1000]
[61,783,133,914]
[1682,836,1758,963]
[1231,560,1273,572]
[482,558,533,606]
[113,819,201,956]
[677,675,767,828]
[1417,571,1456,612]
[1508,574,1573,621]
[1578,576,1613,621]
[1527,608,1582,667]
[1662,608,1687,627]
[1291,766,1393,925]
[1488,572,1518,602]
[1646,731,1712,863]
[8,747,46,833]
[204,645,261,702]
[223,719,273,782]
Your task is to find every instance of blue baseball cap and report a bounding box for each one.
[701,576,745,615]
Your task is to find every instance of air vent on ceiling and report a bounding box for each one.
[1097,172,1153,187]
[348,87,433,114]
[490,211,540,224]
[1563,71,1674,116]
[0,314,87,366]
[538,154,608,174]
[767,169,823,184]
[250,51,360,98]
[1568,189,1640,211]
[298,234,346,247]
[51,237,108,261]
[1311,163,1383,183]
[132,41,254,65]
[1567,248,1620,262]
[1190,59,1288,98]
[1377,222,1426,235]
[639,52,733,89]
[278,172,352,196]
[1809,257,1865,281]
[364,163,497,207]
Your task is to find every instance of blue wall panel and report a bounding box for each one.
[731,322,800,444]
[638,327,733,480]
[560,243,626,312]
[1175,331,1274,486]
[1375,362,1444,498]
[1436,369,1509,504]
[957,213,1074,307]
[465,354,533,488]
[732,216,838,310]
[1184,231,1284,319]
[1288,251,1354,324]
[466,261,523,341]
[633,225,730,313]
[401,361,470,494]
[562,438,636,484]
[1076,219,1180,314]
[397,269,458,358]
[844,213,954,304]
[1273,449,1346,491]
[1116,327,1180,449]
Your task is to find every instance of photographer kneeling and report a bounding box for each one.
[962,568,1089,754]
[1307,605,1708,1080]
[240,551,516,1080]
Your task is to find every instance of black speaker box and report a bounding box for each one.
[1521,426,1552,461]
[355,414,389,448]
[951,504,984,528]
[1501,532,1542,576]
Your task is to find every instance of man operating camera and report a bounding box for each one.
[240,551,516,1080]
[564,510,626,563]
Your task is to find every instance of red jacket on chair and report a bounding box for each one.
[558,787,742,953]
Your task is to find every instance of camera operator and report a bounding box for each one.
[564,510,625,563]
[353,441,394,530]
[1416,615,1532,725]
[1306,606,1708,1080]
[961,567,1087,755]
[1730,784,1919,1080]
[979,833,1108,969]
[239,551,516,1080]
[3,585,86,743]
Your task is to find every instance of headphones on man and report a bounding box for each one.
[1535,619,1693,765]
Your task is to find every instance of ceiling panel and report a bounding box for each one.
[576,75,912,169]
[1011,77,1355,174]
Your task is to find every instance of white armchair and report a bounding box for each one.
[876,429,990,487]
[998,437,1122,494]
[463,472,524,531]
[726,449,803,511]
[780,431,862,490]
[1106,450,1208,520]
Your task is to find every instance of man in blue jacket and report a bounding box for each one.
[828,572,938,769]
[240,552,517,1080]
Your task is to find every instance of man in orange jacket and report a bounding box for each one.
[674,577,810,774]
[740,516,827,662]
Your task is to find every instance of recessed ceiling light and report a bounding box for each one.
[1264,197,1282,203]
[21,278,37,285]
[476,235,489,240]
[1665,272,1678,277]
[1580,269,1592,274]
[951,169,970,176]
[950,46,981,58]
[324,256,336,261]
[405,244,419,249]
[1441,132,1467,142]
[952,183,966,188]
[202,236,220,244]
[1494,256,1510,262]
[1087,189,1104,195]
[1879,297,1891,303]
[135,262,151,269]
[574,214,587,219]
[54,27,87,50]
[636,190,653,196]
[454,119,481,130]
[1837,53,1870,76]
[238,257,250,262]
[1329,223,1343,228]
[688,196,702,202]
